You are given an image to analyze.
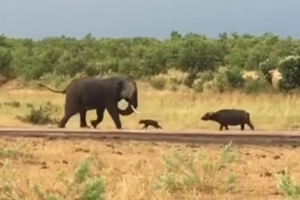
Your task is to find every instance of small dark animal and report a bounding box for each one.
[201,109,255,131]
[139,119,162,130]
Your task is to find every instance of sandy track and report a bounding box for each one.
[0,127,299,146]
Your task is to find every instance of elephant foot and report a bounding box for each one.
[80,123,91,128]
[80,124,91,129]
[90,120,98,129]
[58,124,65,128]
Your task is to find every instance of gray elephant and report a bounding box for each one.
[38,76,139,129]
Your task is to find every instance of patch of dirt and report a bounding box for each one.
[0,138,297,199]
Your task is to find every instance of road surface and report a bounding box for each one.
[0,127,299,146]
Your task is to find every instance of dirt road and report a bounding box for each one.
[0,127,299,146]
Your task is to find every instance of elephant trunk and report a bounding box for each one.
[118,91,138,116]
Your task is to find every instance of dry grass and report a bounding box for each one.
[0,137,299,200]
[0,80,300,130]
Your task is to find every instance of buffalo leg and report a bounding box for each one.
[219,124,223,131]
[79,109,90,128]
[106,105,122,129]
[90,107,105,129]
[241,124,245,130]
[246,121,255,130]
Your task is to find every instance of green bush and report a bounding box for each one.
[0,156,106,200]
[277,167,300,200]
[224,66,245,89]
[149,76,167,90]
[1,32,300,93]
[16,101,60,125]
[154,142,237,195]
[192,80,204,93]
[243,78,269,94]
[278,55,300,91]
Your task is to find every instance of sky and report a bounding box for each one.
[0,0,299,40]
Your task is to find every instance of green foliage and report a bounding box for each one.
[2,32,300,92]
[2,100,21,108]
[0,142,32,159]
[192,80,204,92]
[277,167,300,200]
[224,66,245,89]
[74,156,93,184]
[183,70,198,88]
[154,141,237,195]
[278,55,300,91]
[0,157,106,200]
[16,101,60,125]
[42,156,105,200]
[149,76,167,90]
[191,70,215,92]
[243,78,269,94]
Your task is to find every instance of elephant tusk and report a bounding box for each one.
[130,105,140,114]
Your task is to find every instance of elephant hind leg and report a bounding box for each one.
[58,104,80,128]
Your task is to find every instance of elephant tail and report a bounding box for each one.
[38,83,67,94]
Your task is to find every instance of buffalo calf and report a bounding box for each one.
[201,109,255,131]
[139,119,162,130]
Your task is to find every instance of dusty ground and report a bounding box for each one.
[0,137,299,200]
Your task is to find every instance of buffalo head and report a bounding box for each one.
[201,112,215,121]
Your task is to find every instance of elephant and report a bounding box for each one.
[38,76,139,129]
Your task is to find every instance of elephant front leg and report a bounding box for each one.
[106,105,122,129]
[79,109,90,128]
[90,107,105,129]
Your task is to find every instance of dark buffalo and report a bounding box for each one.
[38,76,139,129]
[201,109,255,131]
[139,119,162,130]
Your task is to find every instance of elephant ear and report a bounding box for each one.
[116,79,135,100]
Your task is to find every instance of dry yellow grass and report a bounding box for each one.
[0,80,300,131]
[0,137,299,200]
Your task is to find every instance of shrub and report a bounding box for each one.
[0,156,106,200]
[183,70,198,88]
[192,79,204,93]
[199,70,215,82]
[0,143,33,159]
[278,55,300,91]
[224,66,245,89]
[211,74,226,93]
[154,141,237,195]
[3,100,21,108]
[149,76,167,90]
[277,167,300,200]
[243,78,269,94]
[16,101,60,125]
